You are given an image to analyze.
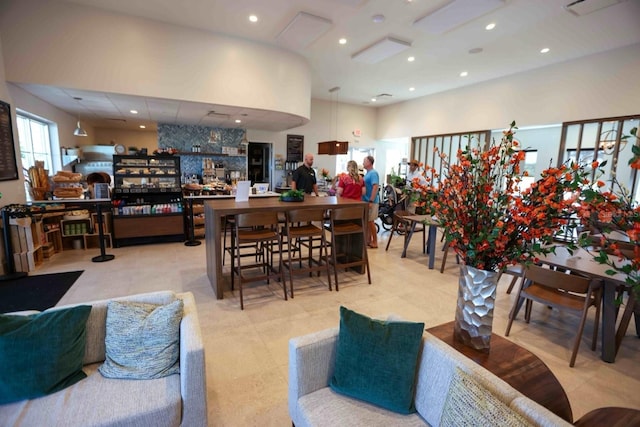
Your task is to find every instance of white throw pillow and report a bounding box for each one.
[99,299,183,379]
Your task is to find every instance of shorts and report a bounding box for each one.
[367,202,377,222]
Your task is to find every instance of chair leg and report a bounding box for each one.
[570,300,593,367]
[286,232,295,299]
[505,295,526,336]
[331,234,339,291]
[506,276,519,294]
[322,233,332,291]
[440,242,449,274]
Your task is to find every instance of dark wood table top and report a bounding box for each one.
[573,407,640,427]
[427,321,573,423]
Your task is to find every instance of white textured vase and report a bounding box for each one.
[453,265,499,352]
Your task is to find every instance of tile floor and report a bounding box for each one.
[39,227,640,426]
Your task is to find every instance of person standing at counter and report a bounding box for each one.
[336,160,364,200]
[362,155,379,249]
[291,153,319,196]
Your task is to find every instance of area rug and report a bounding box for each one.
[0,270,83,313]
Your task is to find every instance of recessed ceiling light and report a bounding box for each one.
[235,119,242,123]
[485,23,496,30]
[339,38,347,45]
[460,71,468,77]
[371,14,385,24]
[130,109,138,114]
[409,87,415,91]
[407,56,415,62]
[371,98,377,102]
[249,15,258,23]
[139,125,146,129]
[540,47,550,53]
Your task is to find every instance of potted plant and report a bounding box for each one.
[411,121,590,350]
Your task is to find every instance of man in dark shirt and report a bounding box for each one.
[291,153,319,196]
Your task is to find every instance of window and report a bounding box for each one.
[17,114,52,171]
[517,150,537,192]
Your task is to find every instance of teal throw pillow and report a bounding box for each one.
[0,305,92,404]
[329,306,425,414]
[99,299,183,380]
[441,367,533,427]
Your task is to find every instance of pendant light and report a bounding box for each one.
[73,120,88,137]
[318,86,348,155]
[72,96,88,136]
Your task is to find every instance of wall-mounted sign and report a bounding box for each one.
[287,134,304,162]
[0,100,19,181]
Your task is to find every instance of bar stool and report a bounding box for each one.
[283,208,332,297]
[325,206,371,290]
[231,211,286,310]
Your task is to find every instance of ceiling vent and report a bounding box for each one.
[413,0,505,35]
[564,0,626,16]
[375,93,393,98]
[352,37,412,64]
[207,111,230,119]
[277,12,333,50]
[106,118,127,122]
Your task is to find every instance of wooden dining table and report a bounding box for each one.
[204,196,367,299]
[537,246,630,363]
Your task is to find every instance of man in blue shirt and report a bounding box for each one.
[362,155,379,248]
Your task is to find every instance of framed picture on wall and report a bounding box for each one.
[0,100,19,181]
[286,134,304,162]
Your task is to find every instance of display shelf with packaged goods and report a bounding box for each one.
[112,154,185,246]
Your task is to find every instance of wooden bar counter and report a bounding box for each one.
[204,196,366,299]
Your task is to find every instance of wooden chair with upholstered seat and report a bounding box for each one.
[505,264,602,367]
[231,211,286,310]
[325,206,371,290]
[282,208,332,297]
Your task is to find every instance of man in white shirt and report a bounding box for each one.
[405,160,427,214]
[406,160,427,187]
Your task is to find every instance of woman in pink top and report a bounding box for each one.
[337,160,365,200]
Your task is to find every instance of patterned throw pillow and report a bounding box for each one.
[329,306,425,414]
[0,305,92,404]
[99,299,183,379]
[440,367,533,427]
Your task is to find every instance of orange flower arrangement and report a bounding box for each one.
[576,133,639,296]
[412,121,590,272]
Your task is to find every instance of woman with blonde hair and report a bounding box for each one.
[336,160,364,200]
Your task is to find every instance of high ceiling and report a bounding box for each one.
[12,0,640,131]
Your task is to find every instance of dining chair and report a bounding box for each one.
[384,210,426,253]
[282,208,332,297]
[231,211,286,310]
[496,263,525,294]
[505,264,603,367]
[325,206,371,290]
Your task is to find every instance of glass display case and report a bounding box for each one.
[112,155,185,246]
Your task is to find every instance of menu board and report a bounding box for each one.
[287,134,304,162]
[0,100,19,181]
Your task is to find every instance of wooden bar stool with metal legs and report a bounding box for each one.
[325,206,371,290]
[282,208,332,298]
[231,211,286,310]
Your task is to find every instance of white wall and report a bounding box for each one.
[377,43,640,139]
[93,128,158,152]
[247,98,378,181]
[0,0,311,121]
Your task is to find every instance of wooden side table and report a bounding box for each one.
[427,321,573,423]
[574,407,640,427]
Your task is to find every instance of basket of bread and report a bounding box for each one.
[27,161,51,200]
[52,170,84,199]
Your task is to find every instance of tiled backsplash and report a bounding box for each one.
[157,123,247,179]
